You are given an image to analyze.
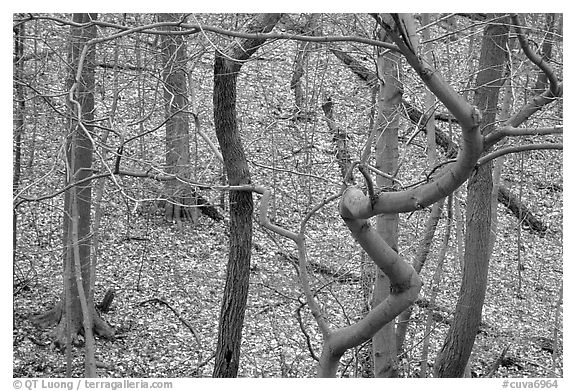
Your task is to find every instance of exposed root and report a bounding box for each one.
[31,302,114,348]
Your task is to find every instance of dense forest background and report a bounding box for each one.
[12,13,563,378]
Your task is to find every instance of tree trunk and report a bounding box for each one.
[212,50,252,380]
[159,13,193,223]
[212,13,282,378]
[372,28,402,378]
[434,16,509,377]
[32,13,114,345]
[322,12,484,377]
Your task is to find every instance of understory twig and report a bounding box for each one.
[139,297,203,361]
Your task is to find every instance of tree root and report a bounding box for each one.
[31,301,114,348]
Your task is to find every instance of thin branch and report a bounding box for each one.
[256,187,332,339]
[486,125,562,146]
[256,186,299,241]
[193,113,223,162]
[139,297,203,352]
[300,191,343,234]
[250,160,334,183]
[22,14,401,52]
[478,143,562,166]
[358,165,376,203]
[508,83,562,128]
[365,164,404,188]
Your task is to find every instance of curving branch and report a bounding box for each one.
[296,302,320,362]
[319,187,423,376]
[339,119,481,217]
[337,13,483,219]
[483,84,563,150]
[480,16,564,151]
[511,14,560,96]
[373,13,482,129]
[255,185,334,339]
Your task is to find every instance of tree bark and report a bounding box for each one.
[212,13,281,378]
[434,16,509,377]
[159,13,192,223]
[32,13,114,345]
[212,46,252,380]
[372,28,402,378]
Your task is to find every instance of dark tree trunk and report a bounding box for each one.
[434,17,509,377]
[212,14,282,378]
[212,54,253,377]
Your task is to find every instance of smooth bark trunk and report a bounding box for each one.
[372,29,401,378]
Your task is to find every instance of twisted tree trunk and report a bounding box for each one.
[317,13,484,377]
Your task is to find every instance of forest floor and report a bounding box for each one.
[13,191,563,378]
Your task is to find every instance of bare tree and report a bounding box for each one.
[212,13,282,378]
[434,16,509,377]
[158,13,193,224]
[32,13,114,363]
[370,26,403,378]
